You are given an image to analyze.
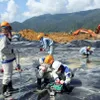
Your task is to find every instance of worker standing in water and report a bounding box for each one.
[37,33,54,55]
[0,21,18,97]
[79,46,94,69]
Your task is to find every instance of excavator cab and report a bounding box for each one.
[96,24,100,34]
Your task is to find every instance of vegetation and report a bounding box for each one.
[11,9,100,32]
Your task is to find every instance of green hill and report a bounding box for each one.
[11,9,100,32]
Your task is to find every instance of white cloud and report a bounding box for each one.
[66,0,94,13]
[93,0,100,9]
[1,0,100,22]
[0,0,8,2]
[23,0,100,18]
[67,0,100,13]
[0,0,18,22]
[23,0,68,17]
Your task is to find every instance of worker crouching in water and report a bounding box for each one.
[79,46,94,69]
[35,55,54,89]
[36,55,74,92]
[0,21,16,97]
[37,33,54,55]
[52,61,74,92]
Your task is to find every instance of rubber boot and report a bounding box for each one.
[2,85,7,94]
[2,84,11,97]
[43,78,49,87]
[63,84,74,94]
[37,78,41,90]
[7,81,18,93]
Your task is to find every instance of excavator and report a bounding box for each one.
[72,28,97,37]
[95,24,100,34]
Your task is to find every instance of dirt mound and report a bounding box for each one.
[19,29,38,41]
[19,29,94,43]
[47,33,91,43]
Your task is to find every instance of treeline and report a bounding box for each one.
[11,9,100,33]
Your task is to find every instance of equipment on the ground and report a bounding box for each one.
[47,82,63,93]
[47,78,82,93]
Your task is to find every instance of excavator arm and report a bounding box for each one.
[73,28,96,37]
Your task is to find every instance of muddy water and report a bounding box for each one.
[0,41,100,100]
[67,57,100,69]
[40,57,100,100]
[12,43,100,100]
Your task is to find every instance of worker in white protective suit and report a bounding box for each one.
[52,61,74,85]
[52,61,74,92]
[37,33,54,55]
[79,46,94,69]
[79,46,94,58]
[0,21,18,97]
[35,55,54,89]
[36,55,74,91]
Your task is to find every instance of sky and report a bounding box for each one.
[0,0,100,23]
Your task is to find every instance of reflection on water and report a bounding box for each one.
[1,41,100,100]
[66,56,100,70]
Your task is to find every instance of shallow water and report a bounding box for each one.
[0,41,100,100]
[67,57,100,69]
